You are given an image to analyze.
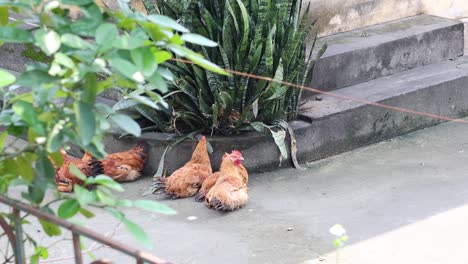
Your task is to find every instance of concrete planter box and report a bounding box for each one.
[102,130,284,175]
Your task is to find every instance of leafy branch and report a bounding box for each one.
[0,0,225,262]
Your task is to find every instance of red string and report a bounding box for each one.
[171,58,468,125]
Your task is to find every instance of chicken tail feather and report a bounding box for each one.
[89,157,104,176]
[142,177,166,196]
[136,140,150,158]
[206,186,249,212]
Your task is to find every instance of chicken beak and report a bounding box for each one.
[240,157,245,161]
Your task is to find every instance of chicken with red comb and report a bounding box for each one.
[204,150,249,211]
[195,150,248,202]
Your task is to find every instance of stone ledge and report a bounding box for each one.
[307,14,464,96]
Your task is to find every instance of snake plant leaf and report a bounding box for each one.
[152,0,323,153]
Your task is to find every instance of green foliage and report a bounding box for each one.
[0,69,15,87]
[0,0,220,255]
[30,246,48,264]
[138,0,325,135]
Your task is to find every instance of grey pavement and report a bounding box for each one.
[5,118,468,264]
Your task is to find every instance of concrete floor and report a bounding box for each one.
[5,118,468,264]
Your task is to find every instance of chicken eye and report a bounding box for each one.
[192,183,200,188]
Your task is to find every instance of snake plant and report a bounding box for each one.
[135,0,326,135]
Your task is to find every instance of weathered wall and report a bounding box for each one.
[305,0,423,36]
[306,0,468,37]
[422,0,468,19]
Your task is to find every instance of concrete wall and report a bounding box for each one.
[423,0,468,19]
[306,0,423,36]
[307,0,468,37]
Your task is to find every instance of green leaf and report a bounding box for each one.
[34,28,61,56]
[79,208,95,218]
[134,200,177,215]
[82,73,97,104]
[113,35,147,50]
[0,7,8,25]
[112,98,139,112]
[333,238,343,248]
[251,122,288,159]
[74,186,96,206]
[181,33,218,47]
[28,154,54,204]
[186,53,227,75]
[122,217,152,249]
[0,26,33,43]
[0,69,16,88]
[12,101,37,126]
[16,155,34,182]
[110,114,141,137]
[115,199,133,207]
[70,4,103,36]
[127,93,160,110]
[218,91,233,112]
[16,70,56,87]
[39,219,62,236]
[60,0,94,5]
[85,175,124,192]
[46,120,65,152]
[54,52,75,68]
[49,151,64,168]
[36,246,48,259]
[147,14,189,33]
[153,50,172,64]
[271,128,288,159]
[96,23,118,53]
[58,199,81,219]
[0,131,7,151]
[109,57,145,83]
[30,253,39,264]
[30,246,48,264]
[74,101,96,145]
[131,48,158,77]
[96,188,116,206]
[61,34,93,49]
[147,72,168,93]
[70,164,87,181]
[250,122,270,133]
[234,0,251,58]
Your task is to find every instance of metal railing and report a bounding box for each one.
[0,195,171,264]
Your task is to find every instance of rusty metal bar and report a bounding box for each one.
[72,233,83,264]
[136,257,143,264]
[0,196,170,264]
[12,208,25,264]
[0,214,17,264]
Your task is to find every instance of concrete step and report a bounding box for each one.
[307,14,464,96]
[295,56,468,163]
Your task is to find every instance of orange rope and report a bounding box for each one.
[171,58,468,125]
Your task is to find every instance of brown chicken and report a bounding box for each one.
[205,150,249,211]
[54,150,102,192]
[54,141,149,192]
[195,151,248,202]
[100,140,149,182]
[155,136,212,198]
